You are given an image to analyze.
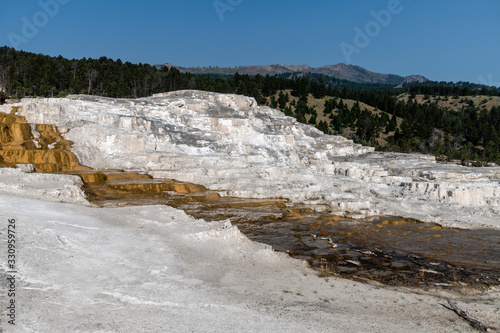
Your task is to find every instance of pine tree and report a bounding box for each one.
[317,120,329,134]
[270,95,278,109]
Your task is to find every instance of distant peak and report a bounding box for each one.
[163,62,428,85]
[403,75,429,84]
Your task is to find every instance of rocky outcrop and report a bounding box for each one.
[1,90,499,228]
[403,75,428,84]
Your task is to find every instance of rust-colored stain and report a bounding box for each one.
[0,110,89,172]
[376,219,407,227]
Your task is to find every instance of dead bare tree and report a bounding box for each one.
[0,66,7,93]
[441,300,489,332]
[72,61,78,79]
[86,69,98,95]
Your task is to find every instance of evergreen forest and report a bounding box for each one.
[1,46,499,165]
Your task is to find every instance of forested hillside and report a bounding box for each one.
[0,46,499,165]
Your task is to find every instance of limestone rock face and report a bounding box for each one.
[3,90,500,228]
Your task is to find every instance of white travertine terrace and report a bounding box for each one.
[3,90,499,228]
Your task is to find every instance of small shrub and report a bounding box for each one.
[318,264,332,278]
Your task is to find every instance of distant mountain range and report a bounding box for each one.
[160,63,429,86]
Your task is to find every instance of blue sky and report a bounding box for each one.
[1,0,499,85]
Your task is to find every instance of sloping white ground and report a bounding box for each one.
[0,174,499,332]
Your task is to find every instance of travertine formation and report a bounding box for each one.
[0,109,86,172]
[1,90,499,228]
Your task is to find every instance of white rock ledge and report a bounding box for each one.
[0,168,88,205]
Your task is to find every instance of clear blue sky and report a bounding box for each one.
[1,0,499,85]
